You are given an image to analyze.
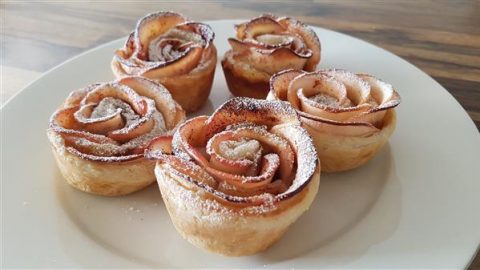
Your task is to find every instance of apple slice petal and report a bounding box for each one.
[229,125,295,181]
[287,72,347,111]
[117,76,186,130]
[206,131,258,175]
[205,97,300,137]
[229,14,321,76]
[321,69,371,105]
[301,114,379,137]
[50,77,184,162]
[74,103,124,135]
[162,155,218,189]
[357,74,401,111]
[269,69,401,134]
[134,12,186,60]
[235,15,284,40]
[205,153,279,189]
[278,17,321,71]
[142,46,203,78]
[145,135,174,158]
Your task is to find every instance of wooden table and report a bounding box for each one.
[2,1,479,268]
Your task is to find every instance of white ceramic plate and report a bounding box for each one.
[2,20,480,269]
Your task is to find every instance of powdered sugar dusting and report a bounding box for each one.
[208,97,300,128]
[49,77,183,163]
[91,97,140,127]
[218,138,261,161]
[148,26,205,63]
[277,124,317,196]
[152,98,318,215]
[162,164,279,219]
[114,11,215,76]
[255,34,293,46]
[72,112,166,157]
[309,93,340,107]
[233,14,316,59]
[274,69,401,126]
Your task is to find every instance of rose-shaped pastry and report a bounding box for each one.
[47,76,185,196]
[222,14,321,99]
[268,69,401,172]
[146,98,320,256]
[111,12,217,112]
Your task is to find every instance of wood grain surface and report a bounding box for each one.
[2,1,479,268]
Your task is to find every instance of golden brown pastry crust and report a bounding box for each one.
[146,97,320,256]
[111,12,217,112]
[156,164,320,256]
[304,110,396,172]
[268,69,401,172]
[49,131,156,196]
[222,55,270,99]
[47,76,185,196]
[221,14,321,99]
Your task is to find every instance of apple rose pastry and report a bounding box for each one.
[146,98,320,256]
[268,69,401,172]
[222,14,321,99]
[111,12,217,112]
[47,76,186,196]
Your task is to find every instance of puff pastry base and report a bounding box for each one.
[49,131,155,196]
[155,165,320,256]
[305,110,397,172]
[221,51,270,99]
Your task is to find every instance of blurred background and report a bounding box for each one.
[3,1,479,131]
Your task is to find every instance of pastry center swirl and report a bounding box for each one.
[90,97,140,127]
[308,93,342,108]
[148,28,205,62]
[218,138,262,161]
[179,123,297,197]
[50,80,184,159]
[255,34,293,46]
[144,98,319,205]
